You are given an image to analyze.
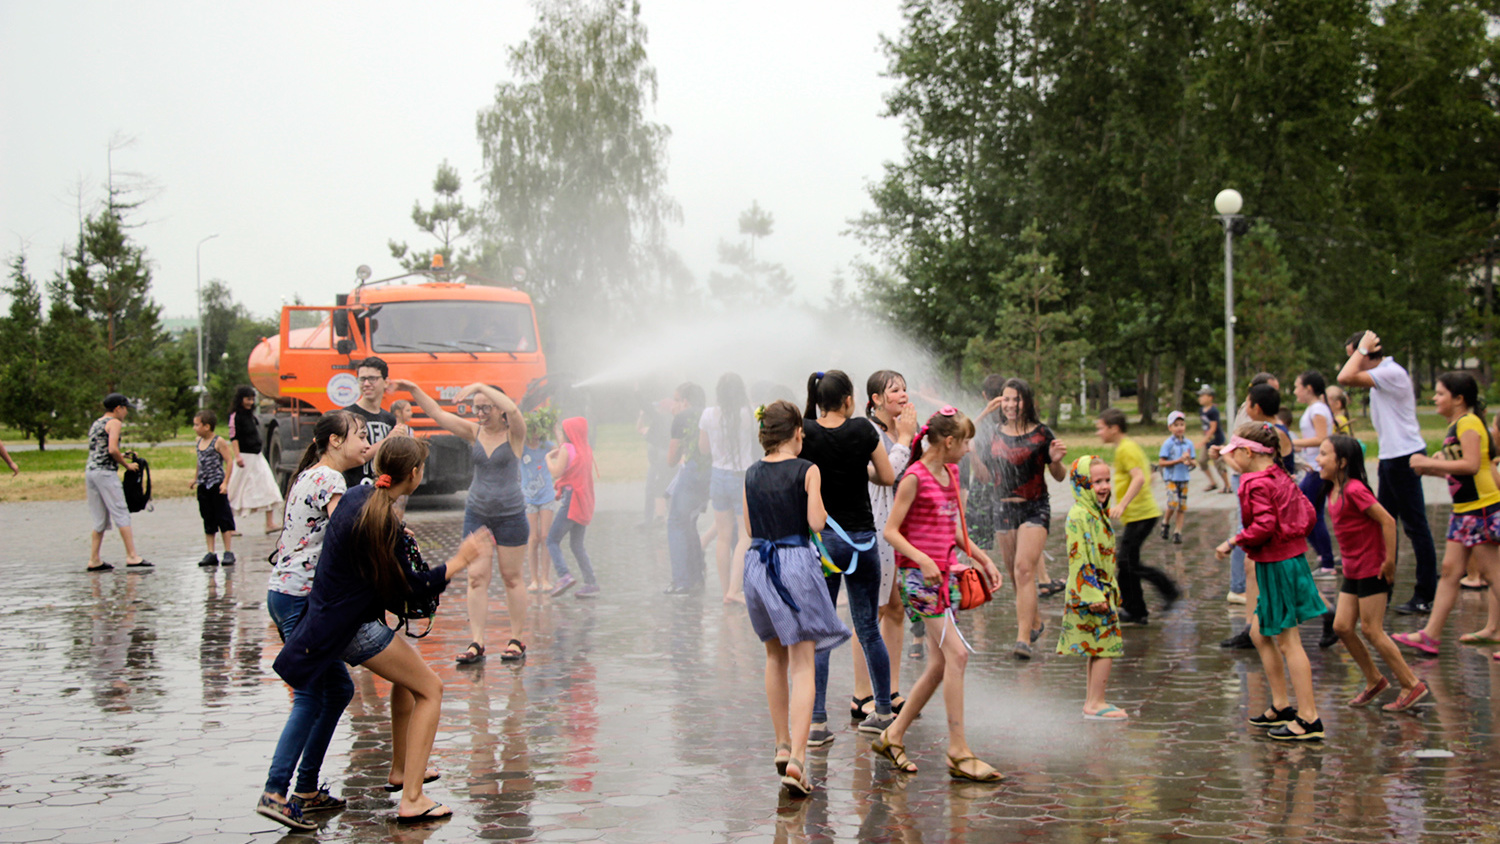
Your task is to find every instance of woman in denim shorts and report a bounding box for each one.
[971,377,1067,659]
[701,373,758,603]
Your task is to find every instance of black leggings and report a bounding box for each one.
[1116,517,1178,619]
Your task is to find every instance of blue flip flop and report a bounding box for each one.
[1083,705,1129,721]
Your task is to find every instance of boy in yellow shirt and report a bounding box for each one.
[1096,408,1179,625]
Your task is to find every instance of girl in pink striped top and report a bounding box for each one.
[872,407,1005,783]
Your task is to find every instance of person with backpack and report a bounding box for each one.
[84,393,150,571]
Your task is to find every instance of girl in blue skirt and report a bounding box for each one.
[1216,423,1327,741]
[741,400,851,797]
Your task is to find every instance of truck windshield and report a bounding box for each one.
[367,301,538,354]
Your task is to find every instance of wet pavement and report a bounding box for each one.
[3,478,1500,843]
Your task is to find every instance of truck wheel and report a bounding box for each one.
[267,437,289,495]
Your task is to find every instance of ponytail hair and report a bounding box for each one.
[910,406,975,464]
[292,410,360,480]
[352,435,430,607]
[805,369,854,420]
[1297,370,1327,401]
[757,400,803,453]
[864,369,905,429]
[1438,371,1485,426]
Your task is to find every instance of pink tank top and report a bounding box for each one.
[895,461,961,573]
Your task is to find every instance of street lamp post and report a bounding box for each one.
[1214,190,1246,430]
[196,234,220,409]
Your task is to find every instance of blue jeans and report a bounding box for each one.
[264,591,355,796]
[1298,471,1334,566]
[667,464,709,590]
[1378,451,1439,603]
[1230,475,1246,594]
[812,530,891,721]
[549,488,596,586]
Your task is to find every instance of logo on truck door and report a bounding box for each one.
[327,373,360,406]
[438,386,463,402]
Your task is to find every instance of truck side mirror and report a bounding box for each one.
[335,338,355,355]
[332,309,350,338]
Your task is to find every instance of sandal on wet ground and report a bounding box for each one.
[870,729,917,773]
[774,743,791,776]
[780,758,812,798]
[946,754,1004,782]
[1392,630,1440,655]
[394,803,452,824]
[499,638,527,662]
[85,563,114,572]
[851,695,874,719]
[1037,580,1065,598]
[1459,631,1500,645]
[456,642,485,665]
[1082,705,1129,721]
[126,559,153,568]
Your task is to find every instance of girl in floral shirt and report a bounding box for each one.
[256,411,366,831]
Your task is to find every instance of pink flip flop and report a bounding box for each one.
[1393,630,1440,655]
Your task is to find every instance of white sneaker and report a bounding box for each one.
[1226,591,1247,605]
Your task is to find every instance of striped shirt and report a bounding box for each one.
[895,461,960,573]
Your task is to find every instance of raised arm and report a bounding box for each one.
[390,379,478,443]
[460,383,527,456]
[1337,331,1379,389]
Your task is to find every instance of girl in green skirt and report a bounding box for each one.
[1216,423,1328,742]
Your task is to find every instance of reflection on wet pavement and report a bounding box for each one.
[3,493,1500,842]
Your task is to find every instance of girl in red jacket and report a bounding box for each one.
[1215,423,1328,741]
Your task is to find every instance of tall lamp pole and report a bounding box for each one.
[196,233,219,409]
[1214,190,1245,429]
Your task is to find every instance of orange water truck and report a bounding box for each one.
[248,258,548,494]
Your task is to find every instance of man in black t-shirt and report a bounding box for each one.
[342,357,397,487]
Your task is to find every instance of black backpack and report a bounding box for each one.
[122,452,152,513]
[388,529,439,638]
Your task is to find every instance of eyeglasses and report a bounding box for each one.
[357,376,383,384]
[472,405,496,414]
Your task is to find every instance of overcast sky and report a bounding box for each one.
[0,0,908,322]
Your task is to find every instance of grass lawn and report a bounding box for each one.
[0,446,198,504]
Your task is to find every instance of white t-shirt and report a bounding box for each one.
[1366,357,1427,458]
[699,406,758,472]
[268,465,346,597]
[1298,401,1334,466]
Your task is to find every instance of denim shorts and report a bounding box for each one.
[994,497,1050,532]
[464,509,531,548]
[709,468,745,513]
[339,619,395,666]
[526,500,559,515]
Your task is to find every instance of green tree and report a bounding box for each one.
[961,224,1092,424]
[182,280,279,413]
[475,0,680,323]
[1232,224,1309,388]
[389,159,481,273]
[707,201,794,308]
[0,263,106,448]
[66,202,188,442]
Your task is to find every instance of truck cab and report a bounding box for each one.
[248,263,547,494]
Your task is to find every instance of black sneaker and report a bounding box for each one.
[1220,629,1255,649]
[1318,612,1339,649]
[1268,716,1324,741]
[1118,611,1149,626]
[1394,598,1432,615]
[806,725,835,748]
[1247,705,1298,728]
[1173,532,1183,545]
[220,551,236,566]
[1161,522,1171,541]
[199,553,219,568]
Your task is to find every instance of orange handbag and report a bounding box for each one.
[949,466,993,611]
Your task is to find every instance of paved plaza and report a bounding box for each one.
[2,480,1499,843]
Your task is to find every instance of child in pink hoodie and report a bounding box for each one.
[1216,423,1327,742]
[546,417,598,597]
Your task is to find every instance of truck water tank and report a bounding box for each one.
[248,337,281,398]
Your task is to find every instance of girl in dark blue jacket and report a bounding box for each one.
[275,437,490,824]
